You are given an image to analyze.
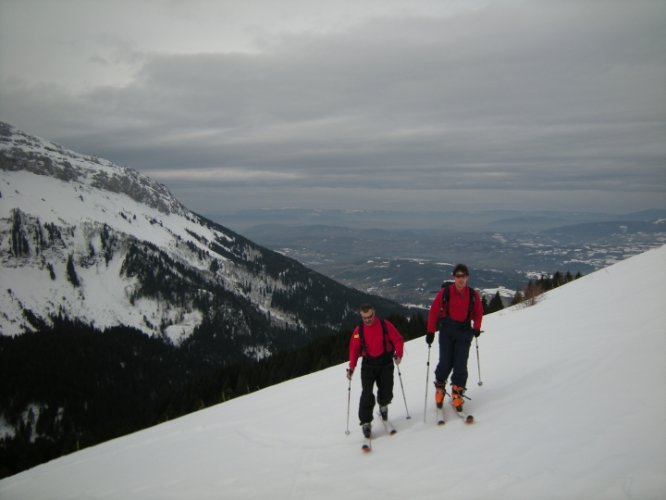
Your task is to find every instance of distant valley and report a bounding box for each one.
[212,209,666,307]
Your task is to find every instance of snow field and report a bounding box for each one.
[1,245,665,499]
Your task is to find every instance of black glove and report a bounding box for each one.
[346,368,354,380]
[473,329,481,338]
[425,332,434,345]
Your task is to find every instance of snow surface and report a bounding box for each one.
[1,246,665,500]
[0,168,226,337]
[1,162,310,338]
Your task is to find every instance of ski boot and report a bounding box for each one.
[451,385,466,411]
[361,422,372,439]
[434,380,446,409]
[379,405,389,421]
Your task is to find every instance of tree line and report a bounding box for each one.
[480,269,583,314]
[0,312,425,479]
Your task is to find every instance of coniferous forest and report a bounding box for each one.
[0,312,426,478]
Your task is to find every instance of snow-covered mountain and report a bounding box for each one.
[0,122,403,360]
[2,245,664,499]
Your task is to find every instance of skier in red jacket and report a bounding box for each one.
[426,264,483,411]
[347,304,404,438]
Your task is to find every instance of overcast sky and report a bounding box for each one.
[1,0,664,216]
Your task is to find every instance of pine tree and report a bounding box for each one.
[66,255,80,287]
[482,295,490,314]
[10,209,30,257]
[488,291,504,313]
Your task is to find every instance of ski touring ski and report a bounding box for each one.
[434,402,474,425]
[360,422,372,452]
[378,414,398,436]
[452,405,474,424]
[436,406,446,426]
[359,415,398,453]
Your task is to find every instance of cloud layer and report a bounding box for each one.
[1,0,664,214]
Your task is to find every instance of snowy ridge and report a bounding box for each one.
[0,122,242,338]
[1,246,664,499]
[0,122,187,216]
[1,122,393,346]
[0,164,272,340]
[1,169,214,340]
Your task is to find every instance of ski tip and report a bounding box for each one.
[389,429,397,435]
[437,420,445,426]
[465,415,474,424]
[362,444,371,453]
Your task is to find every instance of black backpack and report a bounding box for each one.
[441,281,476,322]
[358,317,395,357]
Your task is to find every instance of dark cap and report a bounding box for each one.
[452,264,469,276]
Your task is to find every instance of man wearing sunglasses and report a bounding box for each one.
[425,264,484,412]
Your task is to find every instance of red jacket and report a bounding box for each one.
[427,284,483,333]
[348,317,404,370]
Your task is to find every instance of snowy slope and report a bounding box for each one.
[1,169,207,340]
[1,122,402,351]
[1,246,665,499]
[0,122,265,339]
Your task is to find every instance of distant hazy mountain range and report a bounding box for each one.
[208,206,666,233]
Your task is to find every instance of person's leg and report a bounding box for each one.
[450,329,473,388]
[450,328,473,409]
[434,328,454,384]
[434,328,454,407]
[376,362,395,419]
[359,363,378,425]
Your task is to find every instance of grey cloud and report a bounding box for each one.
[1,0,664,213]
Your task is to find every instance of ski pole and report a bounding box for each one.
[395,359,411,419]
[475,335,483,386]
[345,376,352,435]
[424,344,431,422]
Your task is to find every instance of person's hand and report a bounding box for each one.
[346,368,354,380]
[473,329,481,338]
[425,332,434,345]
[394,356,402,365]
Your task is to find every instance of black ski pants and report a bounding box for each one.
[358,354,394,424]
[434,319,473,388]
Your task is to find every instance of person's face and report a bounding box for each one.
[454,272,468,289]
[360,309,375,324]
